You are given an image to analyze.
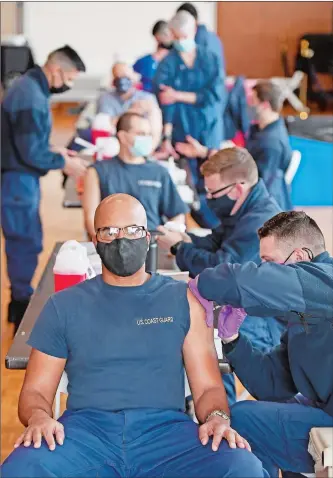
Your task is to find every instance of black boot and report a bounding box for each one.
[8,299,30,335]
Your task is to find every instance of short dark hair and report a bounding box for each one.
[177,2,198,20]
[200,147,258,186]
[116,112,146,133]
[258,211,326,253]
[152,20,168,36]
[48,45,86,72]
[253,81,283,112]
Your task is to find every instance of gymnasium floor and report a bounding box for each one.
[1,106,332,462]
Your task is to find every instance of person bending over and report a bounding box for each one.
[83,112,188,236]
[190,211,333,477]
[1,194,267,478]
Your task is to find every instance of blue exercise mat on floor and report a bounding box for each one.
[289,135,333,206]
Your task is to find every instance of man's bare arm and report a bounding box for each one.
[18,349,66,426]
[183,290,229,423]
[82,167,101,239]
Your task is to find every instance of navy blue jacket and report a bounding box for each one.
[1,66,64,176]
[195,24,225,73]
[224,76,250,140]
[247,118,292,210]
[198,252,333,417]
[176,180,280,278]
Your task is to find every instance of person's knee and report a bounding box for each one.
[1,448,53,478]
[222,448,267,478]
[231,400,258,435]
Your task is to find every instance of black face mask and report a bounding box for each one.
[96,237,148,277]
[50,84,71,94]
[207,195,237,219]
[114,77,133,95]
[158,42,173,50]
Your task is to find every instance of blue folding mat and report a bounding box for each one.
[289,135,333,206]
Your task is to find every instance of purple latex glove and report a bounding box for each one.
[188,277,214,327]
[218,305,247,340]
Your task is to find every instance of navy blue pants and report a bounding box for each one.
[224,317,286,405]
[2,408,267,478]
[1,172,42,301]
[231,400,333,477]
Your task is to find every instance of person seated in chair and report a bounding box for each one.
[156,147,284,404]
[82,112,188,236]
[191,211,333,478]
[1,194,267,478]
[247,81,293,210]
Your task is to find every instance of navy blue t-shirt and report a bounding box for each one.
[93,157,188,230]
[27,274,190,412]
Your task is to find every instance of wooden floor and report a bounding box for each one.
[1,106,332,463]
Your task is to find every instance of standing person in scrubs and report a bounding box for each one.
[176,2,225,72]
[189,211,333,477]
[133,20,173,93]
[153,11,224,228]
[247,81,293,210]
[1,45,87,334]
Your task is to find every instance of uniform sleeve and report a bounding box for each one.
[160,171,189,219]
[27,297,68,359]
[188,231,222,251]
[96,92,118,117]
[10,108,65,173]
[176,217,260,278]
[153,57,176,124]
[224,332,297,401]
[198,261,306,317]
[195,52,224,107]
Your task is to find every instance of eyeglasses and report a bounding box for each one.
[205,182,244,198]
[97,225,147,242]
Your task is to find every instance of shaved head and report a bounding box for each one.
[112,62,135,80]
[94,194,147,232]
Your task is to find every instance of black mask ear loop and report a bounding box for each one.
[283,250,295,264]
[302,247,314,261]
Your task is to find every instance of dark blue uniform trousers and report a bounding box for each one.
[231,400,333,478]
[1,172,42,301]
[2,409,268,478]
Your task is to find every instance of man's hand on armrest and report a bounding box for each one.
[17,349,66,450]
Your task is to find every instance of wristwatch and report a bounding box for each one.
[162,133,172,142]
[170,241,183,256]
[206,410,230,423]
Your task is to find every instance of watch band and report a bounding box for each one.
[162,133,172,142]
[206,409,230,423]
[170,241,183,256]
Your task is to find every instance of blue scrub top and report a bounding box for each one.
[133,54,159,93]
[153,46,224,149]
[92,157,188,230]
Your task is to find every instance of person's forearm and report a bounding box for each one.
[148,107,163,151]
[194,386,230,424]
[176,91,197,104]
[169,214,185,224]
[163,123,173,136]
[18,390,53,426]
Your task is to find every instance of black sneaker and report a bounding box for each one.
[8,299,30,335]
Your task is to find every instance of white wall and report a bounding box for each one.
[24,1,216,77]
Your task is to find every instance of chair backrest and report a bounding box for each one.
[285,150,302,185]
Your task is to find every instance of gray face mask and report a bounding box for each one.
[96,237,148,276]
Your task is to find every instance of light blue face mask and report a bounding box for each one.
[174,38,196,53]
[130,135,153,157]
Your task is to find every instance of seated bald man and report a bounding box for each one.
[1,194,267,478]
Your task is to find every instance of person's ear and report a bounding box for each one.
[229,183,243,200]
[293,248,308,263]
[92,233,97,247]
